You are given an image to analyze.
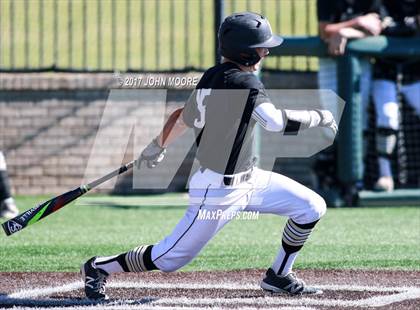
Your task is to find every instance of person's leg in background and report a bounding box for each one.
[401,81,420,116]
[360,59,373,130]
[0,151,19,219]
[318,57,371,125]
[400,80,420,186]
[316,58,372,192]
[372,79,399,191]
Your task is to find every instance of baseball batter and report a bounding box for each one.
[81,12,338,300]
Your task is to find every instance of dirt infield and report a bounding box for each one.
[0,269,419,309]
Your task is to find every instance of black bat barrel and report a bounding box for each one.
[2,160,135,236]
[2,186,87,236]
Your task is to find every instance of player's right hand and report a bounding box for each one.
[138,138,166,168]
[317,110,338,135]
[356,13,382,36]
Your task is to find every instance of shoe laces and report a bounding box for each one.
[288,272,306,287]
[94,270,107,294]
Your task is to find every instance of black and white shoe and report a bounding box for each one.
[80,257,109,300]
[261,268,322,295]
[0,198,19,219]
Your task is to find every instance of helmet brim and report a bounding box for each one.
[249,35,284,48]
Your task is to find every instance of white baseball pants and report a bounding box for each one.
[151,167,326,272]
[372,80,420,130]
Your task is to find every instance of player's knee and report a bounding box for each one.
[292,191,326,224]
[305,192,327,223]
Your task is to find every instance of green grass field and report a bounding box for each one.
[0,0,319,71]
[1,194,419,272]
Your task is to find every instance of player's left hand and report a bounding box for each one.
[317,110,338,135]
[138,138,166,168]
[327,32,347,56]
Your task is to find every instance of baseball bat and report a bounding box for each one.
[2,160,138,236]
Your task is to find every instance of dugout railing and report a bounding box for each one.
[271,36,420,207]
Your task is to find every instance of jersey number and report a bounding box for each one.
[194,89,211,128]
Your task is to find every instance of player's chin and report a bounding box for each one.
[252,61,262,71]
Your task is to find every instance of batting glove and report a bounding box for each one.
[316,110,338,135]
[138,138,166,168]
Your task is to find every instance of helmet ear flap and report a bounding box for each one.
[222,28,232,36]
[239,51,261,67]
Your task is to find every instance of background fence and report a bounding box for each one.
[0,0,319,72]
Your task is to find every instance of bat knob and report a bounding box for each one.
[2,220,23,236]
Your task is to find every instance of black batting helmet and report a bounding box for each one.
[218,12,283,66]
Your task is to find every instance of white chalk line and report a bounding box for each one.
[6,280,411,298]
[2,280,419,309]
[109,281,410,292]
[0,295,316,310]
[150,292,420,308]
[7,281,83,299]
[2,305,315,310]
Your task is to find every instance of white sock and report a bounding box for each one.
[3,197,15,205]
[271,248,298,276]
[94,255,124,274]
[271,219,317,276]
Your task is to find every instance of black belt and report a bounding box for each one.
[223,170,253,186]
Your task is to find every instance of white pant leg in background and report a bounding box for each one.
[401,81,420,115]
[373,80,420,130]
[372,80,400,130]
[246,168,326,224]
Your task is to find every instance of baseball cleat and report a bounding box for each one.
[374,176,394,192]
[80,257,110,301]
[0,198,19,219]
[260,268,322,295]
